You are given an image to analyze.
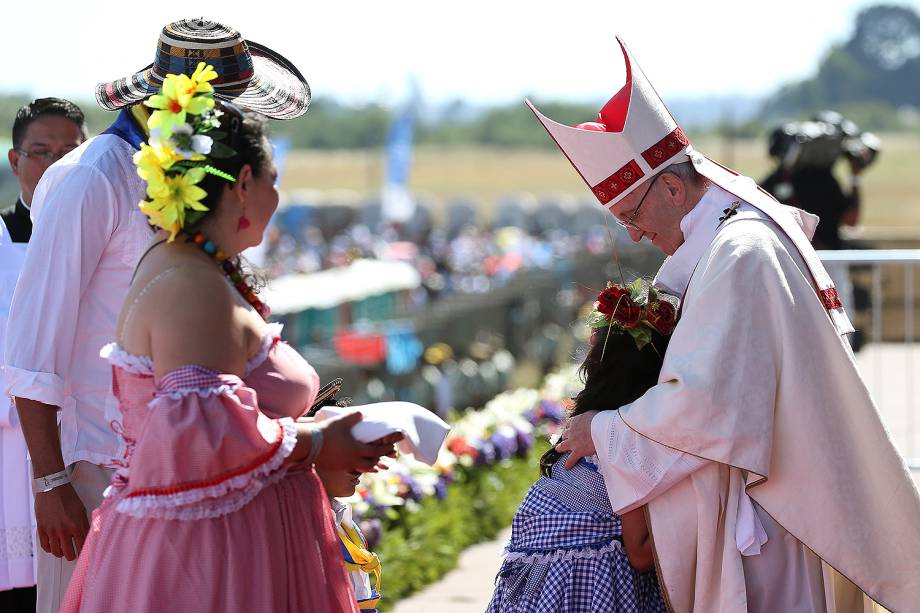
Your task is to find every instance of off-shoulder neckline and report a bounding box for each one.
[101,322,284,378]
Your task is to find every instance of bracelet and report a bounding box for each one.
[31,468,71,494]
[304,425,324,465]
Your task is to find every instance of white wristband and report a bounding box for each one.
[32,468,71,494]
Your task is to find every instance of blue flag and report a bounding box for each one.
[382,97,417,223]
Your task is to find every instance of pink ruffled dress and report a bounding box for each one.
[62,323,358,613]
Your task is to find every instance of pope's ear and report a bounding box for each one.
[660,172,685,204]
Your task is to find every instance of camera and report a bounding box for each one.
[768,110,881,173]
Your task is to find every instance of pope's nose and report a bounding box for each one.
[626,226,645,243]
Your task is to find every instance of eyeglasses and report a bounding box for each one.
[15,148,73,163]
[615,174,660,232]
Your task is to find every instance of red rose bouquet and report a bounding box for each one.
[586,279,678,349]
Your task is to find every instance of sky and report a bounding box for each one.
[3,0,918,107]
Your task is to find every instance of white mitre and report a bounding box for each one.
[527,36,852,335]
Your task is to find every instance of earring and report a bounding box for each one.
[237,214,251,231]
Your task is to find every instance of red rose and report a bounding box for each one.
[645,300,676,335]
[595,285,630,317]
[619,304,643,328]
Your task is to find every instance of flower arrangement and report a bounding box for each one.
[134,62,238,240]
[347,367,578,534]
[586,279,677,349]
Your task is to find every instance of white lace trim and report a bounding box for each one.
[100,322,283,380]
[245,322,284,376]
[100,343,154,376]
[114,417,298,520]
[501,540,624,564]
[152,382,241,402]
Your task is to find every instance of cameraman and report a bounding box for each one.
[762,162,861,250]
[762,112,879,350]
[761,113,872,250]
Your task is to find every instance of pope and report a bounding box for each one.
[543,37,920,612]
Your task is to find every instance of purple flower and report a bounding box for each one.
[515,429,535,457]
[400,474,424,502]
[360,518,382,550]
[476,440,497,466]
[434,478,448,500]
[540,400,565,424]
[490,430,517,460]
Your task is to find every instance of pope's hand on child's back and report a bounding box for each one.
[316,412,404,472]
[556,410,598,470]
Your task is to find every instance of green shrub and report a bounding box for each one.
[376,440,550,610]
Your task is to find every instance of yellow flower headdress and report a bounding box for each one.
[134,62,238,241]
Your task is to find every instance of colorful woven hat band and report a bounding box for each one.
[97,19,310,119]
[133,62,239,241]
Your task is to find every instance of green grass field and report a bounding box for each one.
[282,133,920,232]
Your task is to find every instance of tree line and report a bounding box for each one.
[1,4,916,151]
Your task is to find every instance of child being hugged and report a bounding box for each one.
[487,280,675,613]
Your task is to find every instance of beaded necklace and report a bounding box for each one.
[188,230,270,320]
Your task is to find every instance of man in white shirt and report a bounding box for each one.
[2,19,311,612]
[532,38,920,612]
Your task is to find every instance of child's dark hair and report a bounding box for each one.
[539,327,670,477]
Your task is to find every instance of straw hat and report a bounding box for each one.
[96,18,310,119]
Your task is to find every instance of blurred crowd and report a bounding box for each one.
[260,195,621,301]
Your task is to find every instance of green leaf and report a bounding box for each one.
[648,287,658,303]
[185,210,208,227]
[628,278,644,303]
[585,310,610,329]
[628,326,653,350]
[209,141,236,159]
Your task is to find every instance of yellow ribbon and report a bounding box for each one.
[129,105,152,137]
[338,521,381,609]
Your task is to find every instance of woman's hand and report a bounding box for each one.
[555,410,599,469]
[313,412,403,472]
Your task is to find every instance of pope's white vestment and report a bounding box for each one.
[591,185,920,612]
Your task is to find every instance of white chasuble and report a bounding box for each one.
[591,186,920,612]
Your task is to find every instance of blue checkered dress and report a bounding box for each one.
[486,457,667,612]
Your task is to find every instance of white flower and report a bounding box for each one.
[148,127,164,147]
[168,123,202,160]
[191,134,213,155]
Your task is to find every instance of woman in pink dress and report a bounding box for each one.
[62,95,400,612]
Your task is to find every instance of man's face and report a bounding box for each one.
[609,173,690,256]
[8,115,85,204]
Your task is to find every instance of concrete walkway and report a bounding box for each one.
[391,343,920,611]
[391,528,509,613]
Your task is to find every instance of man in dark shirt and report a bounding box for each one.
[761,162,861,251]
[3,98,87,243]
